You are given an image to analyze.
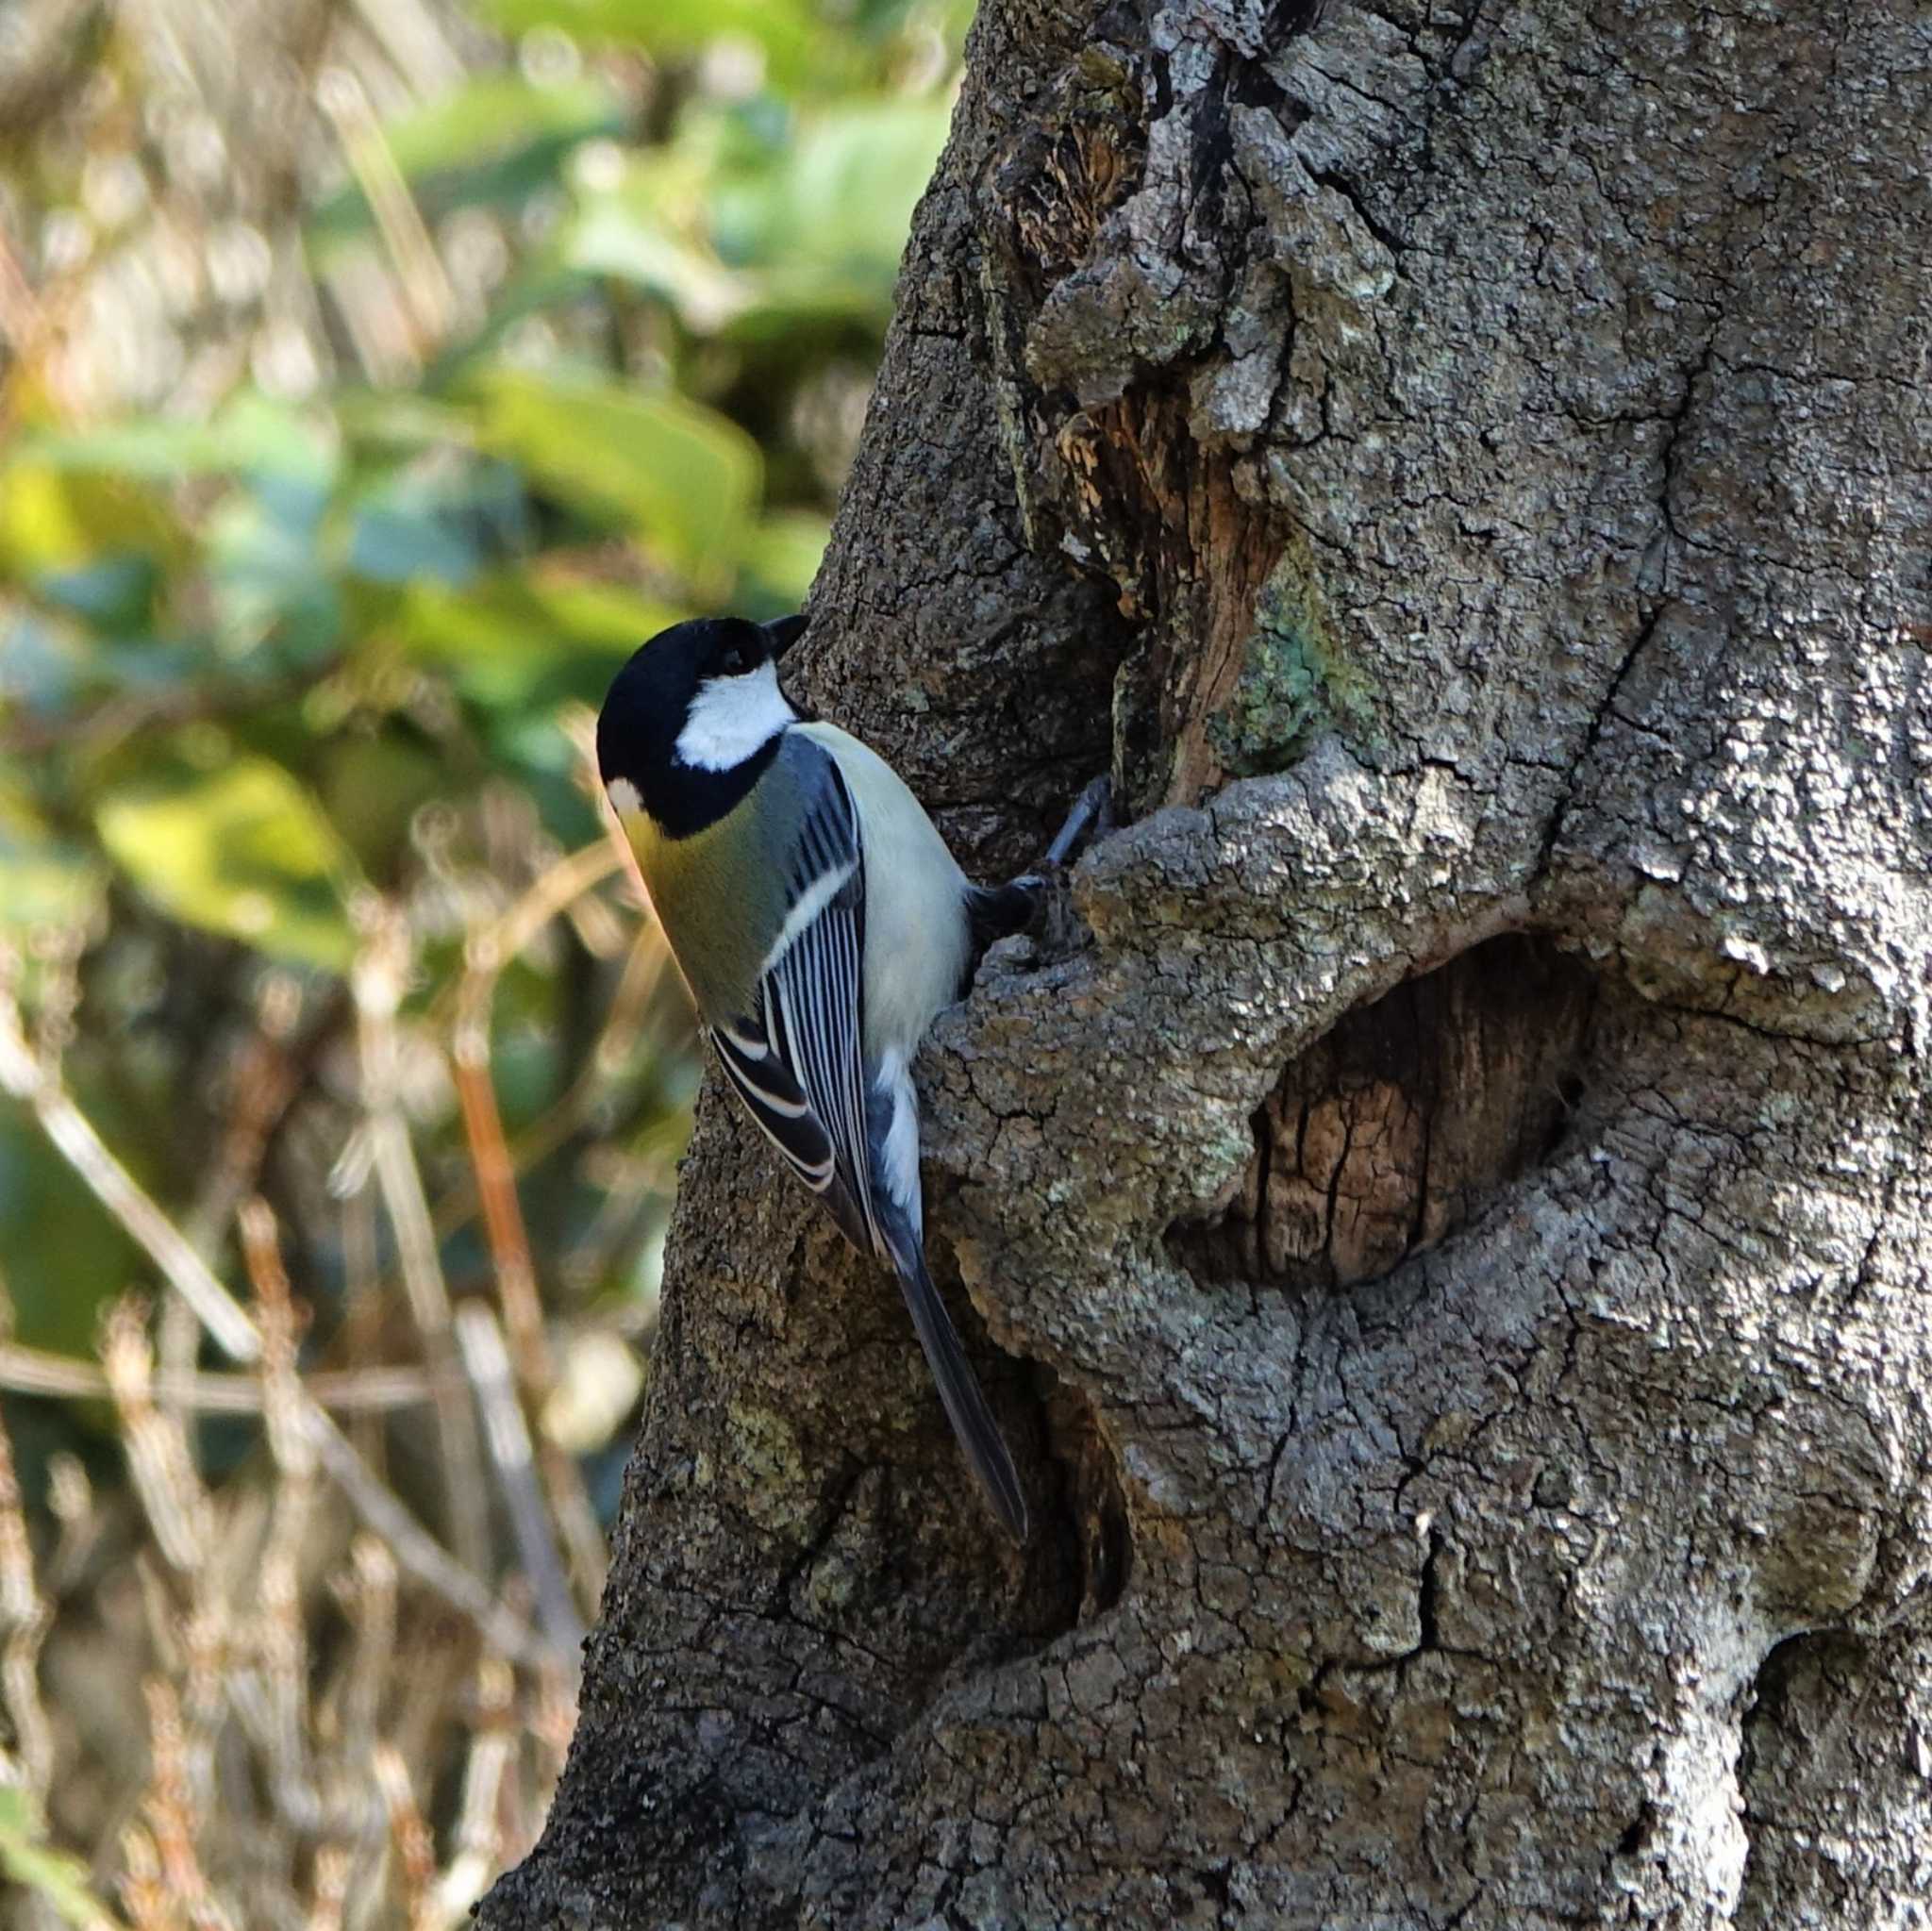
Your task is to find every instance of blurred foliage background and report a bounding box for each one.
[0,0,963,1920]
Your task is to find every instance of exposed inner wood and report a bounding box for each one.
[1175,934,1597,1290]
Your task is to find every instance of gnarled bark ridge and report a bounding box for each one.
[483,2,1932,1924]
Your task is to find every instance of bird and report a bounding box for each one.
[596,614,1105,1541]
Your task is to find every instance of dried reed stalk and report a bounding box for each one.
[351,906,491,1580]
[0,1372,53,1796]
[452,839,625,1613]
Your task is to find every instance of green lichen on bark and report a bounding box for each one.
[1208,541,1374,777]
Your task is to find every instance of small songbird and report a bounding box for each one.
[597,614,1082,1541]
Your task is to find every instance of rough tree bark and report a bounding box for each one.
[482,0,1932,1923]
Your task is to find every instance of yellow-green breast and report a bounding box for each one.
[619,790,788,1024]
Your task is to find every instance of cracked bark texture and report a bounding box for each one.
[481,1,1932,1925]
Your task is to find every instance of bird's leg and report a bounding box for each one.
[968,776,1114,949]
[1041,774,1113,868]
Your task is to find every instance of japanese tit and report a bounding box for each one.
[596,614,1048,1541]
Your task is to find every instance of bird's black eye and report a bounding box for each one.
[718,645,749,675]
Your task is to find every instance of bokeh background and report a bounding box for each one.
[0,0,963,1919]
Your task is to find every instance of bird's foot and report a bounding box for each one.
[969,876,1044,950]
[968,776,1115,953]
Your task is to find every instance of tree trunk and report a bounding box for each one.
[481,0,1932,1923]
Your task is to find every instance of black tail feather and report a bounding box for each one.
[885,1235,1028,1541]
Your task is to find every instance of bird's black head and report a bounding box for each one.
[597,614,806,837]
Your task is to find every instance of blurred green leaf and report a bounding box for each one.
[0,791,105,933]
[95,754,362,971]
[560,158,747,326]
[32,554,162,636]
[310,75,623,249]
[737,511,827,611]
[347,458,530,586]
[418,264,601,391]
[476,0,821,82]
[0,1783,126,1929]
[394,572,677,708]
[205,481,342,669]
[715,99,948,288]
[0,606,95,721]
[470,368,758,576]
[24,393,338,488]
[0,464,184,576]
[554,104,941,337]
[381,74,620,180]
[317,734,450,877]
[0,1107,134,1359]
[334,391,477,454]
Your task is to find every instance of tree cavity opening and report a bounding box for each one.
[1174,932,1597,1290]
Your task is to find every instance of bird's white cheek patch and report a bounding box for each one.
[675,661,794,771]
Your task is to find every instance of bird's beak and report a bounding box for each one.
[763,614,808,658]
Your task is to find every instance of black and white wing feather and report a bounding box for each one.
[707,734,1028,1540]
[708,744,877,1256]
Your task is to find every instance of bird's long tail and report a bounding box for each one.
[883,1228,1029,1542]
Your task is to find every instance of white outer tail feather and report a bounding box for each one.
[874,1047,922,1232]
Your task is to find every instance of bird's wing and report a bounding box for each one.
[708,741,879,1255]
[709,733,1028,1540]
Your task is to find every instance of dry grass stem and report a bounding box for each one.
[352,907,491,1579]
[315,67,453,357]
[452,839,627,1608]
[0,1002,261,1364]
[0,1344,433,1415]
[373,1744,439,1931]
[0,982,555,1666]
[140,1679,235,1931]
[435,1658,514,1922]
[0,752,654,1923]
[451,1305,582,1655]
[304,1846,352,1931]
[103,1303,215,1577]
[0,1389,53,1796]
